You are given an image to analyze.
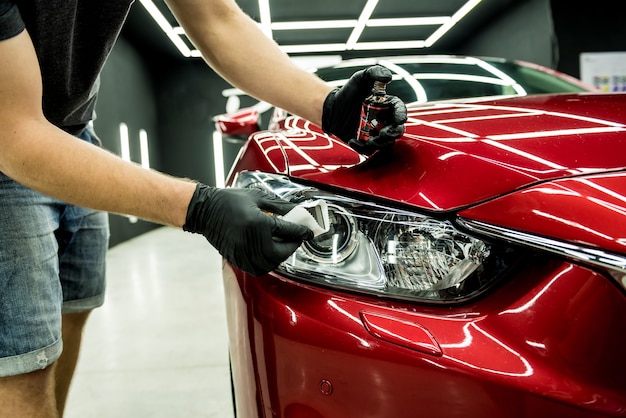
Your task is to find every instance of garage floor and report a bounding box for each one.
[64,226,235,418]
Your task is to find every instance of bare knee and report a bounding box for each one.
[62,311,91,334]
[0,365,58,418]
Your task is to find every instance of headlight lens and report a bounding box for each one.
[236,171,516,302]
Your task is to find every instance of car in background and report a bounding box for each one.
[217,56,626,417]
[215,55,592,136]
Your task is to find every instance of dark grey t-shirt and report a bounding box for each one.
[0,0,134,134]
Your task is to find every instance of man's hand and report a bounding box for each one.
[183,184,313,276]
[322,65,407,155]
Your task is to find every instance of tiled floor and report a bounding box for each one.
[64,226,235,418]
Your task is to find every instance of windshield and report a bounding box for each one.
[314,57,589,104]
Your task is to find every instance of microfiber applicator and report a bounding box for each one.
[281,200,330,238]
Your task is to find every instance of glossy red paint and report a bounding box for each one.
[264,94,626,211]
[223,90,626,417]
[459,172,626,254]
[228,132,289,178]
[224,258,626,417]
[359,311,442,356]
[215,108,261,137]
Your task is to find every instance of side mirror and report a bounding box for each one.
[214,108,261,141]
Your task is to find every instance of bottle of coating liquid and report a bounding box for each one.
[357,80,391,143]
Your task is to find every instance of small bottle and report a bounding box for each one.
[357,80,391,143]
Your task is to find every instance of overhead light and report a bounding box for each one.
[258,0,273,38]
[366,17,451,27]
[280,43,349,54]
[353,40,426,50]
[271,17,449,31]
[142,0,482,56]
[346,0,378,50]
[271,20,357,30]
[138,0,191,57]
[279,40,428,54]
[425,0,482,47]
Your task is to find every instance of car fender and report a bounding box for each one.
[458,171,626,255]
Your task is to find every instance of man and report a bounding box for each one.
[0,0,407,416]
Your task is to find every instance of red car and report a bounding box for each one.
[218,56,626,417]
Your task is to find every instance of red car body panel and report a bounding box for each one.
[224,92,626,417]
[459,172,626,255]
[270,94,626,212]
[225,260,626,417]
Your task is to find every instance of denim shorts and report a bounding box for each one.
[0,128,110,376]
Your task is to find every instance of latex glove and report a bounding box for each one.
[322,65,407,155]
[183,184,313,276]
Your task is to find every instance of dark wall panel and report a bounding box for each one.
[94,37,162,247]
[551,0,626,79]
[458,0,556,68]
[153,61,259,186]
[153,61,227,185]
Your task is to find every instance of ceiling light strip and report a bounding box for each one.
[367,16,451,27]
[353,40,426,50]
[280,43,349,54]
[271,20,357,30]
[270,16,450,31]
[346,0,379,49]
[425,0,482,47]
[258,0,273,38]
[139,0,191,57]
[279,39,429,54]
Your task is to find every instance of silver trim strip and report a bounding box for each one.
[457,218,626,281]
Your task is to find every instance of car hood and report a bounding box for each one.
[280,93,626,211]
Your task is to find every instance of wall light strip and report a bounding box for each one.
[119,123,131,162]
[119,122,138,223]
[139,0,191,57]
[139,129,150,169]
[346,0,378,49]
[212,131,225,188]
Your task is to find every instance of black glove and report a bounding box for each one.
[322,65,407,155]
[183,183,313,276]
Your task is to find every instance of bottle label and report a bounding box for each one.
[357,100,390,142]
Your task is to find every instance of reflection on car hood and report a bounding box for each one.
[278,93,626,211]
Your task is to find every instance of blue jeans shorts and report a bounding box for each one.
[0,128,110,376]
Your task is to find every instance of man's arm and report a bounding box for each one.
[0,30,196,227]
[164,0,333,126]
[0,29,312,276]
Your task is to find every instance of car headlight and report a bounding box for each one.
[235,171,518,303]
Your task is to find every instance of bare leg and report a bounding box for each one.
[55,311,91,416]
[0,365,58,418]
